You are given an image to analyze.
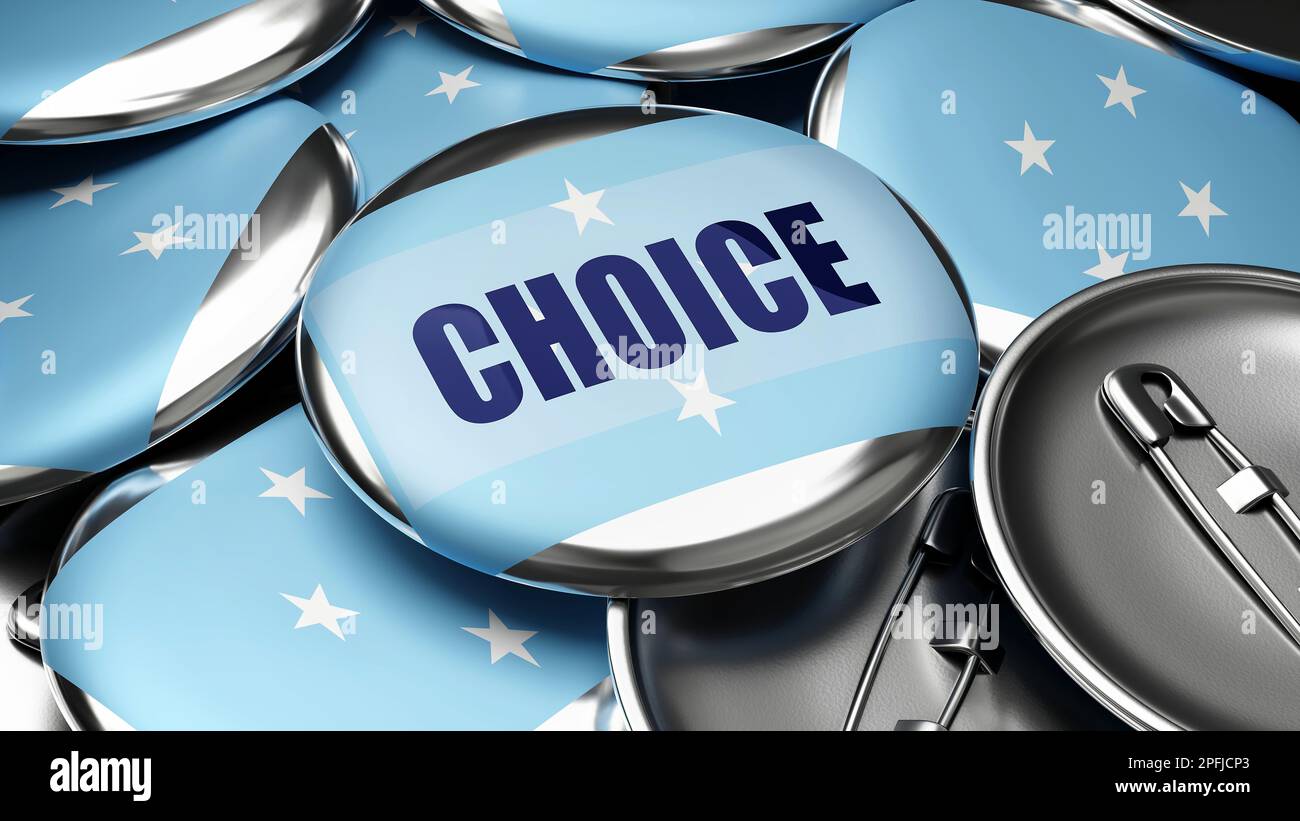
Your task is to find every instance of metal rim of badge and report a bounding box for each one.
[0,112,361,506]
[0,0,373,144]
[971,264,1300,730]
[419,0,873,81]
[297,104,979,597]
[1107,0,1300,81]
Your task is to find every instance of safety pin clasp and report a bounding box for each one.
[1102,363,1215,448]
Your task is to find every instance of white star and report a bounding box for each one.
[427,65,481,103]
[120,222,188,259]
[385,9,431,37]
[669,370,735,435]
[281,585,359,641]
[1097,66,1145,118]
[1084,245,1129,280]
[1179,180,1227,235]
[0,294,34,325]
[259,467,331,516]
[549,179,613,235]
[49,175,117,208]
[1004,121,1055,175]
[462,610,540,666]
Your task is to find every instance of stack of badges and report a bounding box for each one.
[5,0,1300,734]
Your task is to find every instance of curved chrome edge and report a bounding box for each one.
[421,0,521,51]
[605,600,654,731]
[151,123,361,444]
[38,462,190,731]
[0,465,92,508]
[424,1,854,81]
[2,0,374,145]
[1108,0,1300,75]
[970,264,1300,731]
[7,578,44,652]
[608,24,857,82]
[296,326,421,543]
[805,42,849,145]
[534,676,629,731]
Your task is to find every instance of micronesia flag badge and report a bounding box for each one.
[0,0,372,144]
[419,0,906,80]
[811,0,1300,360]
[298,107,979,597]
[36,406,617,731]
[0,98,359,506]
[296,4,645,198]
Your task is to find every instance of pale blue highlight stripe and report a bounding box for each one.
[414,337,976,574]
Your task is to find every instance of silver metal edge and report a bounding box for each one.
[1108,0,1300,68]
[0,466,92,509]
[970,263,1300,731]
[605,599,654,731]
[2,0,375,144]
[150,123,361,443]
[423,1,855,81]
[38,462,187,731]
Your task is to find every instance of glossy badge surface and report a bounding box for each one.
[0,0,372,144]
[1110,0,1300,81]
[0,98,359,506]
[34,406,618,730]
[974,265,1300,729]
[810,0,1300,360]
[420,0,904,80]
[298,3,644,197]
[299,107,978,597]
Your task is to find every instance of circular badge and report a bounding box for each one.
[974,265,1300,729]
[298,106,978,597]
[420,0,904,80]
[0,0,372,144]
[33,406,619,730]
[1110,0,1300,81]
[296,5,645,197]
[609,434,1124,730]
[0,98,359,505]
[809,0,1300,361]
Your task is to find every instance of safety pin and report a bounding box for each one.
[1102,363,1300,647]
[843,489,1003,731]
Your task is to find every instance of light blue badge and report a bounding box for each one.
[0,0,371,143]
[815,0,1300,352]
[297,5,644,197]
[422,0,904,79]
[301,109,978,591]
[39,406,612,730]
[0,98,356,505]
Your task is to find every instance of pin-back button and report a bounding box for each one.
[28,406,618,730]
[0,99,360,505]
[297,105,978,597]
[973,264,1300,729]
[0,0,373,144]
[809,0,1300,363]
[420,0,905,80]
